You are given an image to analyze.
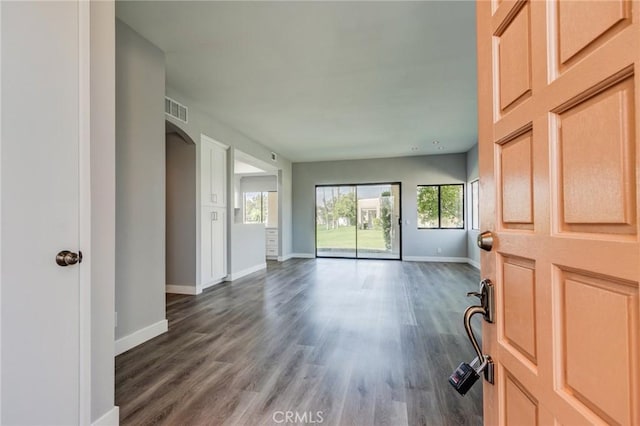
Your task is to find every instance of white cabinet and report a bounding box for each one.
[265,228,278,259]
[200,135,228,288]
[201,207,227,284]
[201,138,227,207]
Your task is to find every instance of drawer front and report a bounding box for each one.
[265,229,278,237]
[266,238,278,246]
[266,248,278,256]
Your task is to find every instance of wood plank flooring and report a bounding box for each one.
[116,259,483,425]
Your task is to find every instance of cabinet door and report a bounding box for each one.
[201,207,227,285]
[200,206,215,284]
[211,145,226,207]
[200,140,227,207]
[211,208,227,280]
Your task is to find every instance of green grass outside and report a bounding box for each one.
[316,225,386,250]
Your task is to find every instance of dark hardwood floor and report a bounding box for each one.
[116,259,483,425]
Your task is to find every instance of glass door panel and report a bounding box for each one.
[315,186,356,258]
[356,183,401,259]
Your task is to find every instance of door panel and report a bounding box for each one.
[504,373,538,426]
[212,208,226,280]
[477,0,640,424]
[315,186,357,258]
[2,2,84,423]
[499,131,533,226]
[557,0,629,66]
[356,183,401,259]
[201,206,226,285]
[200,139,226,207]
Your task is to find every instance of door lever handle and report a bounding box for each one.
[462,304,494,385]
[464,305,486,363]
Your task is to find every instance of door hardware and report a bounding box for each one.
[56,250,82,267]
[477,230,494,251]
[467,279,494,323]
[449,279,495,395]
[211,211,218,221]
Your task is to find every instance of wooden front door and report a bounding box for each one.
[477,0,640,424]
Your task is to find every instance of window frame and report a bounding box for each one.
[243,191,275,224]
[416,183,465,230]
[470,180,479,230]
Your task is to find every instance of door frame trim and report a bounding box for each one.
[78,1,92,423]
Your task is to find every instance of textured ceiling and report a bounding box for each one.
[117,1,478,162]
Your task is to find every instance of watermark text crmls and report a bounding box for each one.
[272,411,324,424]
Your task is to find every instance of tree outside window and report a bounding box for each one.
[417,184,464,229]
[244,192,272,223]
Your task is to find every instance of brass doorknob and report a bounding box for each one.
[56,250,82,267]
[477,231,494,251]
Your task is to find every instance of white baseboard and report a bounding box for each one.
[115,319,168,356]
[201,277,226,290]
[403,256,482,270]
[92,406,119,426]
[165,284,200,295]
[289,253,315,259]
[229,263,266,281]
[403,256,469,263]
[277,253,292,262]
[467,258,480,269]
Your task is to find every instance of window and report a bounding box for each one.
[244,191,273,223]
[470,180,479,230]
[417,184,464,229]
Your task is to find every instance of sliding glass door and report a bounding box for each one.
[315,183,401,259]
[316,186,357,257]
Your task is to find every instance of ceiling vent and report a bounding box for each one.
[271,152,277,162]
[165,96,188,123]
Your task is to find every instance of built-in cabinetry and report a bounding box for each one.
[200,135,228,288]
[265,228,278,259]
[201,138,227,207]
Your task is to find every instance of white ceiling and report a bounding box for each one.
[117,1,478,162]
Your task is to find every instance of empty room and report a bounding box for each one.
[1,1,639,426]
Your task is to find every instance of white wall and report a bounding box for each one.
[292,154,468,259]
[279,168,293,258]
[115,20,167,343]
[466,144,480,267]
[240,175,277,192]
[163,88,294,266]
[166,132,196,287]
[91,2,117,421]
[230,224,266,279]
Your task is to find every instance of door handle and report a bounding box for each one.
[477,230,494,251]
[56,250,82,267]
[449,279,495,395]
